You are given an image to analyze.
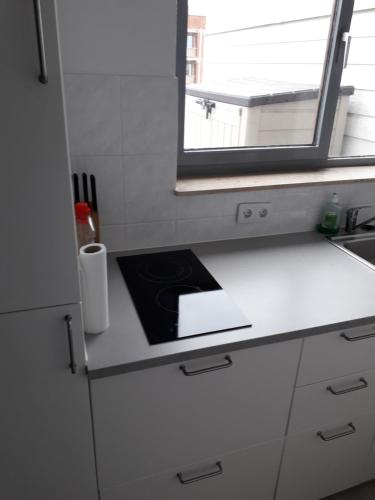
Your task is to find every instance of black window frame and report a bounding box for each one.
[176,0,375,177]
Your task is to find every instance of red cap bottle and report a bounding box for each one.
[74,202,96,248]
[75,202,91,222]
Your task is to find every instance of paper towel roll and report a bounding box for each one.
[79,243,109,334]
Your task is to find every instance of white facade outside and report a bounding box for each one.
[185,0,375,158]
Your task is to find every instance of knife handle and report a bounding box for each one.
[72,173,80,203]
[82,173,89,203]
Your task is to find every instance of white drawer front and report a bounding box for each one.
[298,324,375,386]
[102,439,283,500]
[364,440,375,483]
[91,340,301,489]
[277,413,375,500]
[290,369,375,433]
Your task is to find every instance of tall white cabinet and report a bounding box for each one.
[0,1,97,499]
[0,306,97,500]
[1,0,80,313]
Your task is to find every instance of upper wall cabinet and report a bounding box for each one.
[0,0,80,313]
[57,0,177,76]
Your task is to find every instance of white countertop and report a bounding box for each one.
[85,232,375,378]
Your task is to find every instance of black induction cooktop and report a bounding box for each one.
[117,250,251,345]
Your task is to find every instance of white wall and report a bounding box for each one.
[57,0,375,251]
[203,15,330,87]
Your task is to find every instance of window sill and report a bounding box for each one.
[175,166,375,195]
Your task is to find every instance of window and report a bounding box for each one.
[177,0,375,173]
[187,33,197,49]
[186,61,197,84]
[331,2,375,158]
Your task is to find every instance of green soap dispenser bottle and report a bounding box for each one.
[317,192,342,235]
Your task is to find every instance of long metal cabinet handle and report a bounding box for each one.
[327,377,368,395]
[341,331,375,342]
[177,461,223,484]
[317,423,356,442]
[33,0,48,84]
[179,355,232,376]
[64,315,77,374]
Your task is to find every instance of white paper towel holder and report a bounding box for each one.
[81,244,102,254]
[79,243,110,335]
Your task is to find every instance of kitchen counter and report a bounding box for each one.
[85,232,375,378]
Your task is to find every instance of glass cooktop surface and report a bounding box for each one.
[117,250,251,345]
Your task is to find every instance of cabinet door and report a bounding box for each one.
[289,369,375,434]
[0,0,80,313]
[91,340,301,489]
[0,305,97,500]
[297,324,375,386]
[276,413,375,500]
[101,439,283,500]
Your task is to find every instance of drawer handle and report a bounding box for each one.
[327,377,368,395]
[317,422,356,442]
[341,331,375,342]
[179,355,232,376]
[177,461,223,485]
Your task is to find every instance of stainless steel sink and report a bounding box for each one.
[330,233,375,269]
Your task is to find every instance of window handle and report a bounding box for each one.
[342,32,352,69]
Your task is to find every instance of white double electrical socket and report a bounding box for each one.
[236,202,272,224]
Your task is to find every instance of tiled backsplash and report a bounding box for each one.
[59,0,375,252]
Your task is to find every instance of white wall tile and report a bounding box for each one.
[124,194,177,224]
[64,74,121,155]
[57,0,177,76]
[175,209,319,246]
[123,153,177,223]
[100,225,125,252]
[71,156,124,225]
[58,1,375,252]
[121,77,178,155]
[341,181,375,206]
[176,192,244,220]
[124,221,176,250]
[175,186,339,221]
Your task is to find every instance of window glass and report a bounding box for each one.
[329,0,375,158]
[184,0,336,151]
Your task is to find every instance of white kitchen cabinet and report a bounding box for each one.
[289,368,375,433]
[1,2,98,498]
[277,413,375,500]
[275,322,375,500]
[297,323,375,386]
[364,437,375,482]
[1,0,80,313]
[0,305,97,500]
[91,340,301,490]
[101,438,283,500]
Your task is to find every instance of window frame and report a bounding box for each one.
[176,0,375,176]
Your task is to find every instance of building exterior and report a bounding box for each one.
[186,15,206,84]
[184,4,375,158]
